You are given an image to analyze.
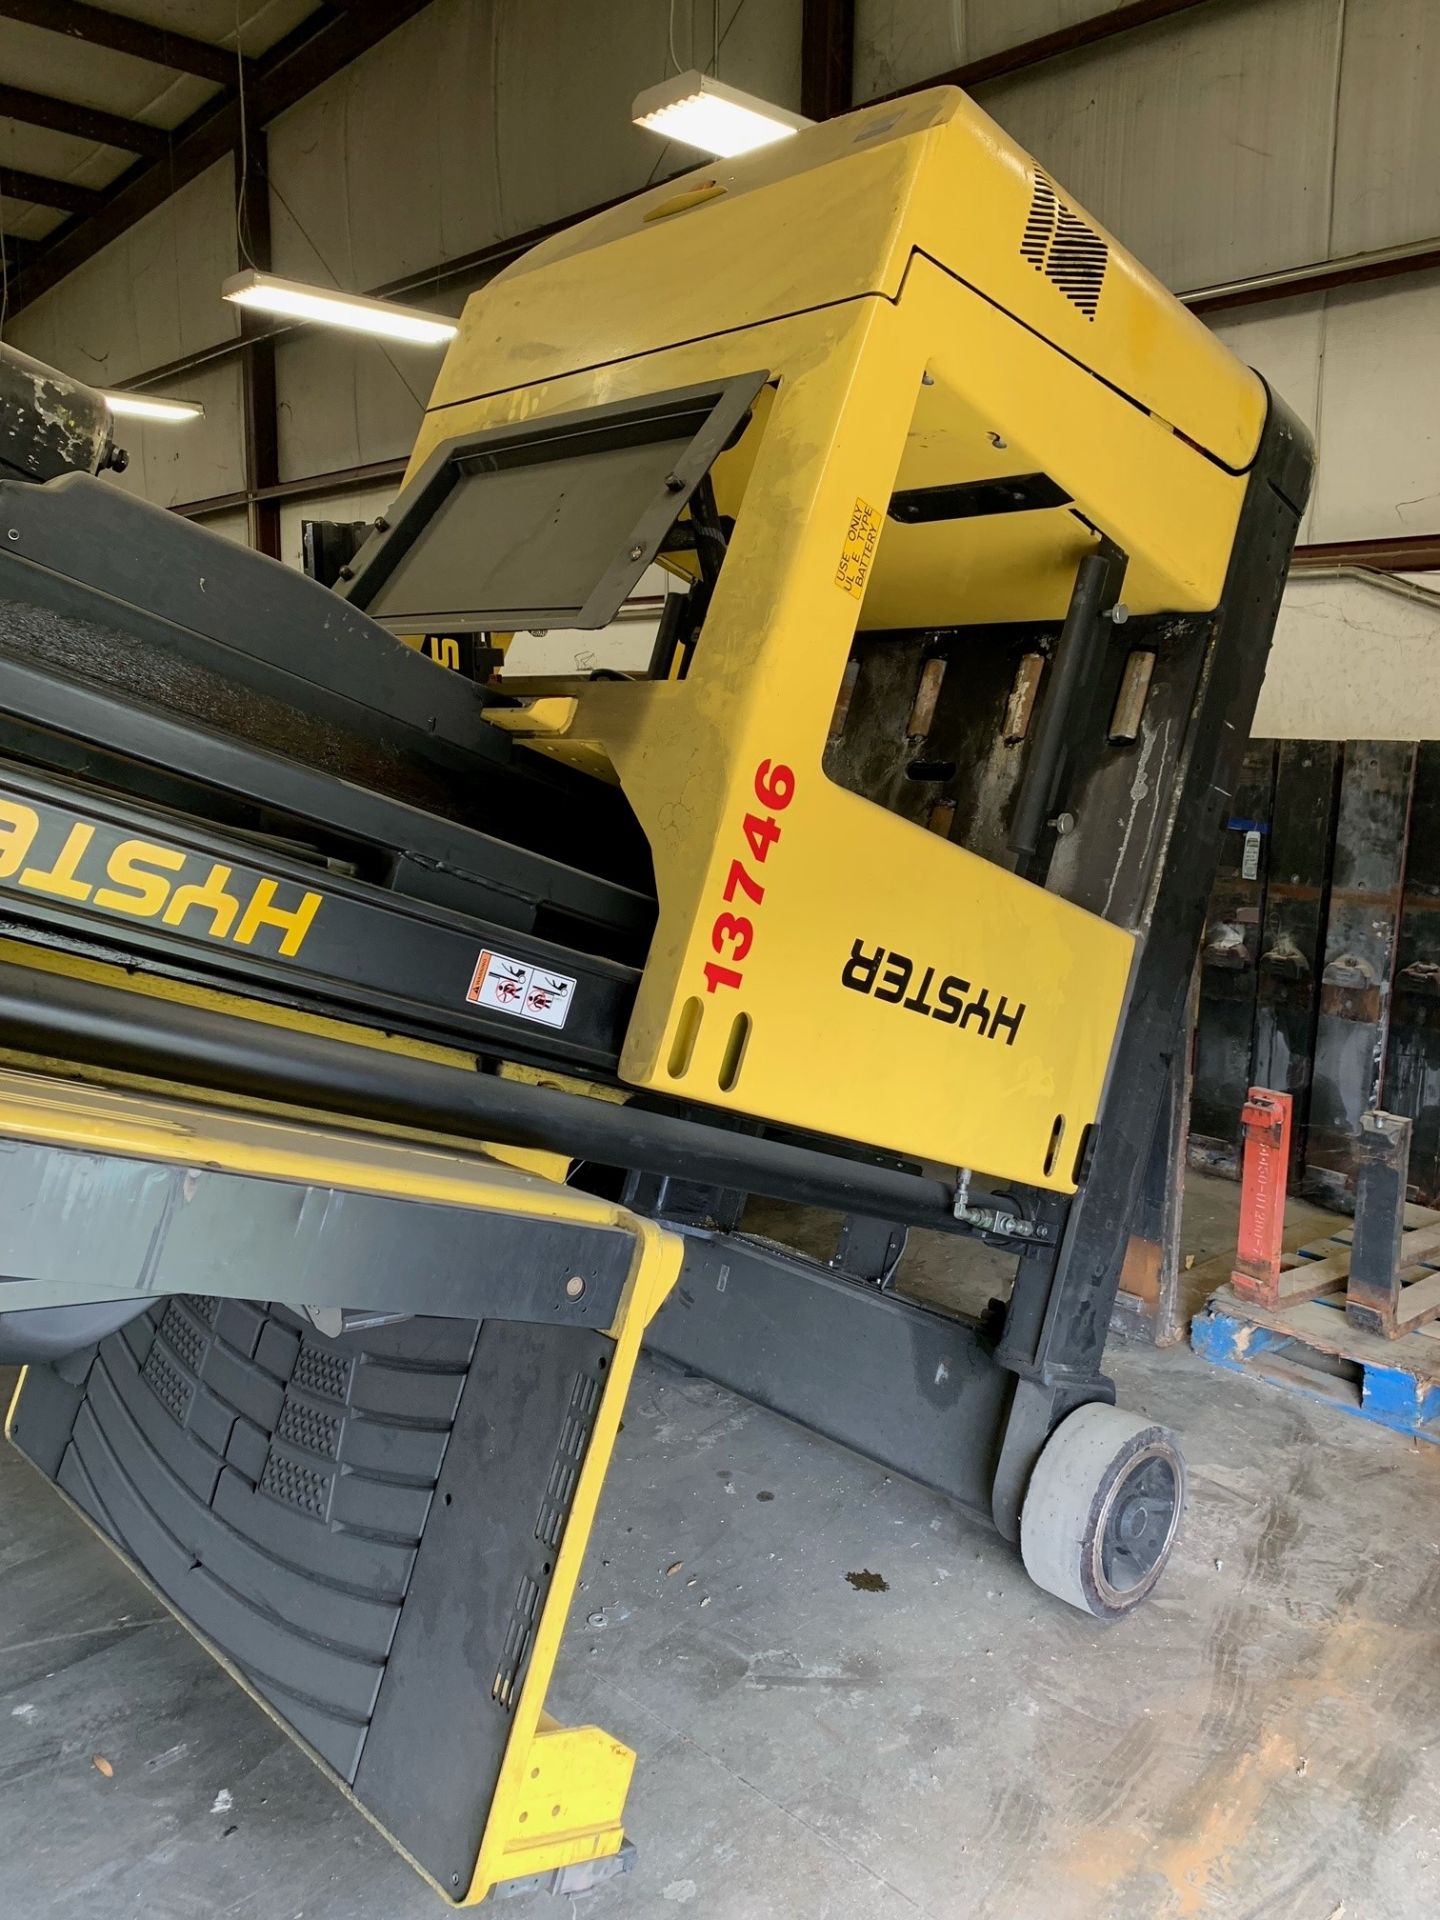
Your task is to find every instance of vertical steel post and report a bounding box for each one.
[1345,1109,1410,1337]
[1006,541,1127,865]
[800,0,855,120]
[235,129,281,560]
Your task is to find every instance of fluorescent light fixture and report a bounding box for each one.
[632,70,812,158]
[102,391,204,422]
[221,269,459,346]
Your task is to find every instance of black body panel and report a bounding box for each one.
[356,1321,613,1891]
[0,759,638,1072]
[650,1233,1010,1518]
[0,1128,634,1323]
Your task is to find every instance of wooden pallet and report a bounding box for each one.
[1228,1190,1440,1313]
[1192,1278,1440,1443]
[1233,1201,1440,1317]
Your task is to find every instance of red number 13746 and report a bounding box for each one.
[704,760,795,994]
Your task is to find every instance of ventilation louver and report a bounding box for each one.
[1021,171,1109,320]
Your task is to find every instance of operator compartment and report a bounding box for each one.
[327,83,1289,1198]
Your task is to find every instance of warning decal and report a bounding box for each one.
[465,949,576,1029]
[834,496,882,600]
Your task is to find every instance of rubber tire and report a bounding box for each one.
[1020,1401,1185,1621]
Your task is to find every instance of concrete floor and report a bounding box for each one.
[4,1174,1440,1919]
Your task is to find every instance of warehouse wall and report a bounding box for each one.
[2,0,1435,736]
[1255,573,1440,739]
[4,156,246,509]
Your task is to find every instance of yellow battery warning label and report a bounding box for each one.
[834,496,882,601]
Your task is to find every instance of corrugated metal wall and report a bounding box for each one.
[975,0,1343,293]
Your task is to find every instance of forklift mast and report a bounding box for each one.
[0,88,1310,1906]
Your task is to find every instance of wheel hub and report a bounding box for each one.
[1096,1448,1180,1603]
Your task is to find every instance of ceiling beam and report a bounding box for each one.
[0,80,170,157]
[1186,235,1440,315]
[169,456,408,522]
[871,0,1222,100]
[235,129,281,559]
[0,232,39,269]
[1292,535,1440,573]
[5,0,438,314]
[0,0,240,85]
[0,161,101,214]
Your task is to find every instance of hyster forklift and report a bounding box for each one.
[0,88,1309,1905]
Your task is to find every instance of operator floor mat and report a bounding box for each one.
[10,1297,615,1899]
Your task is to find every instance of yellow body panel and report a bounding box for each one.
[484,1717,634,1888]
[425,88,1262,473]
[399,88,1274,1190]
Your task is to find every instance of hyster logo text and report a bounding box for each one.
[841,938,1026,1045]
[0,796,323,958]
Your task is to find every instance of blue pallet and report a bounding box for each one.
[1192,1293,1440,1443]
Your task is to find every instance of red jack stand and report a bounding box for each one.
[1231,1088,1292,1309]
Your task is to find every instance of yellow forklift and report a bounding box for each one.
[0,87,1310,1905]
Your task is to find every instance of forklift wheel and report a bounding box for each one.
[1020,1403,1185,1620]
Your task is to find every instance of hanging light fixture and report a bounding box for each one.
[221,270,459,346]
[631,71,812,158]
[101,392,205,422]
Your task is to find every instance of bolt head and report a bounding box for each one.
[565,1275,586,1300]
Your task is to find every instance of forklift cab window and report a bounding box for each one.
[339,374,766,637]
